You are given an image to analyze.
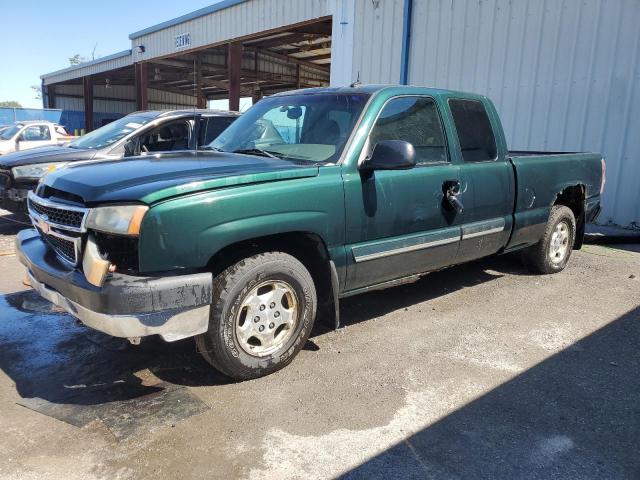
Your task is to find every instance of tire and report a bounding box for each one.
[522,205,576,274]
[195,252,317,380]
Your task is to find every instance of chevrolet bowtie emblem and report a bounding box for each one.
[38,216,50,234]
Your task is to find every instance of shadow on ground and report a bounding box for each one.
[339,306,640,480]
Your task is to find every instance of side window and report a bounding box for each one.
[22,125,51,141]
[449,99,497,162]
[139,120,191,152]
[369,96,447,164]
[200,117,236,146]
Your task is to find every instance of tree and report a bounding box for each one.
[68,54,88,65]
[0,101,21,108]
[30,85,42,101]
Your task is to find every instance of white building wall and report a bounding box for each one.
[351,0,405,85]
[131,0,331,60]
[353,0,640,227]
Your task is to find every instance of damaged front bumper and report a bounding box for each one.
[15,229,213,342]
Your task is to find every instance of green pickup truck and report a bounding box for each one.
[16,85,605,380]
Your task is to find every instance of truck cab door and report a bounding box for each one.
[446,98,514,263]
[17,125,53,151]
[343,95,464,292]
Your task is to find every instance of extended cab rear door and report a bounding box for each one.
[444,96,514,263]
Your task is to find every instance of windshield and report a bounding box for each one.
[69,114,154,150]
[210,93,369,164]
[1,123,24,140]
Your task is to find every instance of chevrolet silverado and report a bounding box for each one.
[16,85,605,380]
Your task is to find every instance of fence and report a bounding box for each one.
[0,107,62,125]
[0,108,126,135]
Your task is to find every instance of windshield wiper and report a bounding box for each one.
[200,145,222,151]
[232,148,281,159]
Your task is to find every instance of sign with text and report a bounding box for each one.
[175,33,191,50]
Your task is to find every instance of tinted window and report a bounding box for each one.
[139,119,191,152]
[449,99,497,162]
[199,116,236,145]
[370,97,447,164]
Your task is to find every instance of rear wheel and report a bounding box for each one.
[523,205,576,274]
[195,252,317,380]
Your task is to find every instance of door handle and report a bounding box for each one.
[443,179,464,214]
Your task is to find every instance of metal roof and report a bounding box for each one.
[128,0,249,40]
[40,50,132,81]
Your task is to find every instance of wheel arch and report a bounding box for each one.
[206,231,339,330]
[553,184,586,249]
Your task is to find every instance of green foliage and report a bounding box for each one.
[0,100,21,108]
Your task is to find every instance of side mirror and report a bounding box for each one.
[360,140,416,172]
[123,137,140,157]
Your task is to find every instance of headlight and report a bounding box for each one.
[86,205,148,236]
[12,162,68,180]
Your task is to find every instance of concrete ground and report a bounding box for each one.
[0,208,639,479]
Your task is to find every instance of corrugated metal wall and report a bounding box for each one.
[132,0,330,60]
[53,84,197,113]
[351,0,404,84]
[354,0,639,227]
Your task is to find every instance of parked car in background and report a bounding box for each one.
[0,109,239,212]
[0,121,74,157]
[16,85,604,380]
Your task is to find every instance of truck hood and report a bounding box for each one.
[41,151,319,204]
[0,145,96,168]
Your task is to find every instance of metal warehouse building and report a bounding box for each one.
[41,0,640,228]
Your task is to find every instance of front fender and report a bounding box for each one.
[138,167,345,272]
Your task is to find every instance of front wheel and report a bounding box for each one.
[522,205,576,274]
[195,252,317,380]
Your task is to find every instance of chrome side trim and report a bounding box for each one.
[461,218,506,240]
[353,235,460,263]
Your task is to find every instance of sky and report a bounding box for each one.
[0,0,221,108]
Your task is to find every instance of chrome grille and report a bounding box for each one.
[27,191,88,267]
[29,200,84,229]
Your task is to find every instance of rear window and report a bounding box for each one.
[449,99,497,162]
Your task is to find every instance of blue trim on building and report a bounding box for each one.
[129,0,249,39]
[41,50,132,79]
[400,0,413,85]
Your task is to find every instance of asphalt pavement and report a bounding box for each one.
[0,208,638,479]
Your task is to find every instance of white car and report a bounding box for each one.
[0,121,74,156]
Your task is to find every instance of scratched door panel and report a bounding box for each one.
[343,164,463,291]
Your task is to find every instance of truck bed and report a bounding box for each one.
[506,151,603,250]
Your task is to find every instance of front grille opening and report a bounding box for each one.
[94,232,139,273]
[45,234,76,264]
[29,200,84,229]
